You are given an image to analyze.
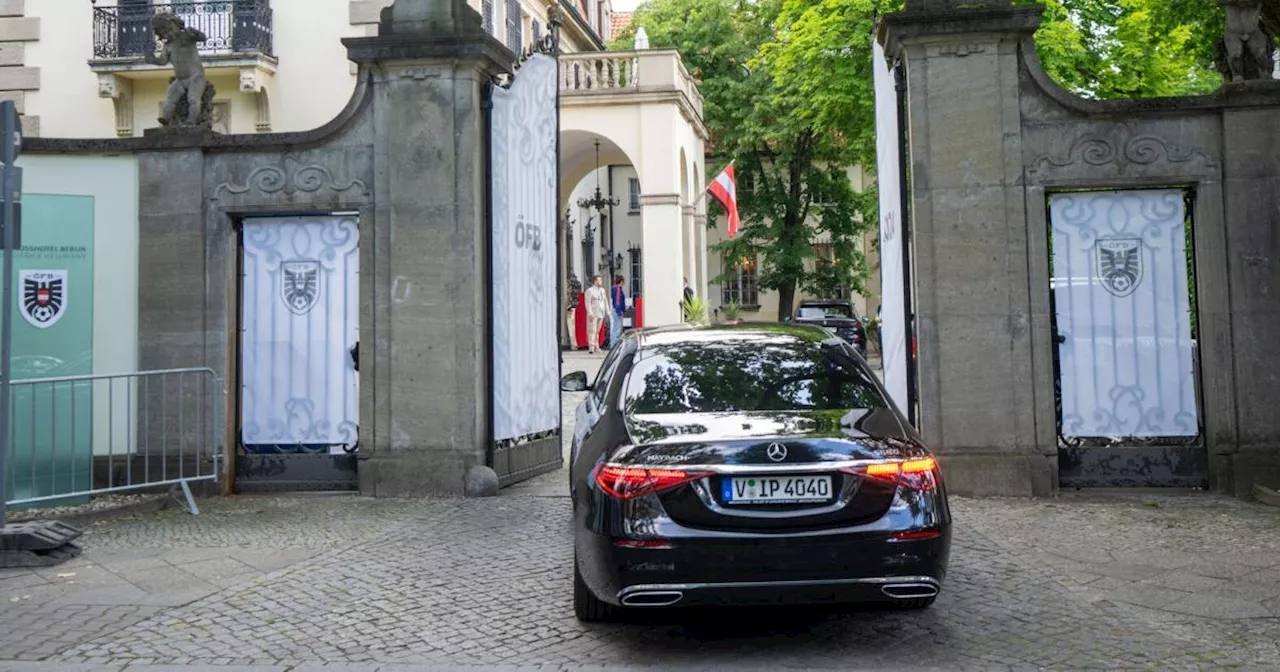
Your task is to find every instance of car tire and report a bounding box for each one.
[573,556,616,623]
[889,595,937,610]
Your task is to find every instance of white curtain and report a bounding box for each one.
[240,216,359,451]
[1050,190,1198,438]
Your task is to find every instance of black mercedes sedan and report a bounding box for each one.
[561,323,950,622]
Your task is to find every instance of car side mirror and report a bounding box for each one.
[560,370,590,392]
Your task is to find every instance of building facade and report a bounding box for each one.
[8,0,707,330]
[6,0,616,139]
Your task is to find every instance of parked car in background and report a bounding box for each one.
[561,324,951,622]
[789,299,867,355]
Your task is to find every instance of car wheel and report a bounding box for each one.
[889,595,937,610]
[573,555,616,622]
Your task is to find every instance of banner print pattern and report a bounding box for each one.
[241,217,360,452]
[1050,189,1198,438]
[490,53,560,441]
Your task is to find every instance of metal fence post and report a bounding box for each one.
[0,99,19,528]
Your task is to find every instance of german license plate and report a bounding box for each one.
[722,475,832,504]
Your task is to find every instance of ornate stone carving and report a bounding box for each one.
[97,73,134,138]
[1029,123,1218,184]
[147,14,217,128]
[213,154,370,201]
[239,67,272,132]
[1216,0,1276,82]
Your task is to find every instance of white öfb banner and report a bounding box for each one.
[1050,189,1198,438]
[490,53,560,441]
[873,38,909,413]
[240,217,360,449]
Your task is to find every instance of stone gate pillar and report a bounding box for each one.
[881,0,1054,496]
[344,0,511,497]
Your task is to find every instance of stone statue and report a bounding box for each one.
[145,14,216,127]
[1218,0,1275,82]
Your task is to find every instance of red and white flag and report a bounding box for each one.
[708,162,740,239]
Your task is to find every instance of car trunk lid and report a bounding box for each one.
[613,410,927,532]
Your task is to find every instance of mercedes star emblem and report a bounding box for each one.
[766,442,788,462]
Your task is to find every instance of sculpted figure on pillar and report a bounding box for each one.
[1217,0,1278,82]
[147,14,217,127]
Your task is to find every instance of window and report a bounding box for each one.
[506,0,522,53]
[623,335,886,415]
[628,246,642,298]
[592,342,629,406]
[532,18,542,43]
[797,304,852,319]
[483,0,494,35]
[628,178,641,213]
[812,242,836,272]
[721,254,759,307]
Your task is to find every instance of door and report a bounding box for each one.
[235,216,359,492]
[1048,189,1206,487]
[117,0,153,58]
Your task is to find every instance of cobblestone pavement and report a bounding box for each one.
[0,350,1276,670]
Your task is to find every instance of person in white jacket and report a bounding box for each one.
[584,275,609,354]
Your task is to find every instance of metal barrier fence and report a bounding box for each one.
[3,368,223,515]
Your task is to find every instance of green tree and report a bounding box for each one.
[1027,0,1224,99]
[615,0,879,320]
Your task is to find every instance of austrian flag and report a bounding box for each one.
[708,162,740,238]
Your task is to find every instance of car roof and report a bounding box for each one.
[797,299,850,306]
[632,322,833,352]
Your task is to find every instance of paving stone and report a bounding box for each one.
[0,385,1276,668]
[1161,593,1276,620]
[1142,570,1228,593]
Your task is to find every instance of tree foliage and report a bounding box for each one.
[1027,0,1225,99]
[614,0,879,320]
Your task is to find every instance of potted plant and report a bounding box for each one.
[682,295,709,325]
[719,301,742,325]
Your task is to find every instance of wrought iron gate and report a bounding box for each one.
[234,215,360,492]
[1048,189,1207,487]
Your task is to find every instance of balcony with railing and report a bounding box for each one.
[89,0,276,77]
[559,50,705,123]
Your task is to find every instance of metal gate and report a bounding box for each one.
[1048,189,1207,487]
[486,36,562,486]
[234,215,360,492]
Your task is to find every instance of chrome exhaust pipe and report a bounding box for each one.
[620,590,684,607]
[880,582,939,599]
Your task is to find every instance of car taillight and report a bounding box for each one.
[840,456,939,490]
[595,466,712,499]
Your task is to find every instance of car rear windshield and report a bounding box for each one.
[797,305,852,319]
[624,334,886,414]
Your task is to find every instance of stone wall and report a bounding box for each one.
[0,0,38,136]
[882,1,1280,499]
[23,1,519,497]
